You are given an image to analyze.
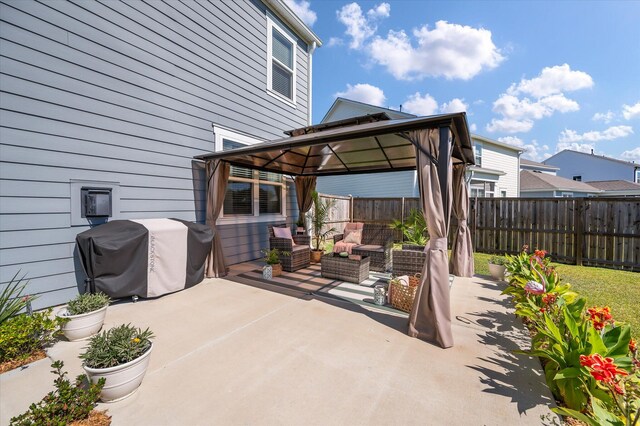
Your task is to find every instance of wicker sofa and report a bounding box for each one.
[268,224,311,272]
[333,223,394,272]
[392,244,426,276]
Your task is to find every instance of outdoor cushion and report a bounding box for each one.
[273,226,296,246]
[291,245,308,252]
[333,241,358,254]
[343,229,362,244]
[344,222,364,238]
[353,244,384,253]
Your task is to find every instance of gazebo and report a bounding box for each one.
[195,112,476,348]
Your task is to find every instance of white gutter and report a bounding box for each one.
[307,41,316,125]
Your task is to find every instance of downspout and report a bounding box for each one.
[307,41,317,125]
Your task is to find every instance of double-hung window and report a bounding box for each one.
[473,142,482,167]
[216,130,286,222]
[267,18,296,104]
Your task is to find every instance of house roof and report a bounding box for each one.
[586,180,640,191]
[264,0,322,47]
[471,134,524,153]
[520,170,603,193]
[520,158,559,171]
[321,97,415,123]
[195,113,474,176]
[544,149,640,169]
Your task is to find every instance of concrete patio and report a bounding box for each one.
[1,273,558,425]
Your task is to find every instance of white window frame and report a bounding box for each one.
[267,17,297,107]
[560,192,574,198]
[635,169,640,183]
[212,126,287,224]
[473,142,482,167]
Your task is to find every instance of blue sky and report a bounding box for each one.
[285,0,640,162]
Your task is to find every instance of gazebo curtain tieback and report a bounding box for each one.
[424,238,447,252]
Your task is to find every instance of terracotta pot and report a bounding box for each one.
[84,343,153,402]
[271,263,283,277]
[310,250,323,263]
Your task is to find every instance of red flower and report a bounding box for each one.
[534,249,547,258]
[542,293,557,305]
[630,339,637,353]
[587,306,613,331]
[579,354,628,384]
[613,383,625,395]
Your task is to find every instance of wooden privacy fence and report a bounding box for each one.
[471,197,640,271]
[319,195,640,271]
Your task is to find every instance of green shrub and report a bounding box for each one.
[261,248,288,265]
[65,292,110,316]
[0,310,62,363]
[0,272,33,326]
[488,255,507,266]
[10,360,104,426]
[80,324,154,369]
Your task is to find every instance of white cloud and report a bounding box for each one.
[469,123,477,132]
[402,92,438,116]
[283,0,317,27]
[369,21,504,81]
[498,136,550,162]
[556,142,595,154]
[440,98,468,113]
[507,64,594,98]
[558,125,634,143]
[334,83,386,106]
[337,2,390,49]
[327,37,344,47]
[367,2,390,18]
[620,147,640,162]
[622,102,640,120]
[486,118,534,133]
[592,111,615,124]
[487,64,591,134]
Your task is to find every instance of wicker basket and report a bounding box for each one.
[389,279,417,313]
[408,273,421,287]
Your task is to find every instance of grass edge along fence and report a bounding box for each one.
[329,195,639,272]
[503,247,638,425]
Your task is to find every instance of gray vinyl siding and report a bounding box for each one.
[0,0,310,309]
[317,171,419,198]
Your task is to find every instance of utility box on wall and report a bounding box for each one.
[81,188,112,218]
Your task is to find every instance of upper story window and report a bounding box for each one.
[267,18,296,105]
[473,142,482,167]
[573,175,582,181]
[635,169,640,183]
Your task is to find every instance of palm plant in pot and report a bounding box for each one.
[488,255,508,281]
[390,208,428,249]
[57,292,110,341]
[80,324,154,402]
[309,191,336,263]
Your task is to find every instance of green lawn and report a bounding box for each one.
[473,252,639,339]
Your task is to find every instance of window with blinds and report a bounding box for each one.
[224,182,253,215]
[259,184,281,214]
[268,20,295,103]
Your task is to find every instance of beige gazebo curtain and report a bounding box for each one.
[205,159,230,278]
[294,175,317,222]
[407,128,454,348]
[450,164,474,277]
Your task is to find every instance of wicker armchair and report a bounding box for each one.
[392,244,426,276]
[268,224,311,272]
[333,223,393,272]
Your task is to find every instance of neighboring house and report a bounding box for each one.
[520,158,559,175]
[586,180,640,197]
[316,98,522,198]
[0,0,321,308]
[520,170,603,198]
[544,149,640,183]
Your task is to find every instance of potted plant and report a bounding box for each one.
[488,255,508,280]
[57,292,110,341]
[295,216,306,235]
[309,191,336,263]
[390,208,428,248]
[261,248,286,278]
[80,324,154,402]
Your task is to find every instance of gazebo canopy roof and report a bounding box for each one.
[195,112,474,176]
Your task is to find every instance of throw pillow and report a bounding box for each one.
[343,229,362,244]
[273,227,296,245]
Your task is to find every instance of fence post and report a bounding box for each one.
[349,195,353,223]
[574,198,583,266]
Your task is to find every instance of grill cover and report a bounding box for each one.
[76,219,213,299]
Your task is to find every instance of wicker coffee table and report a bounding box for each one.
[321,254,370,284]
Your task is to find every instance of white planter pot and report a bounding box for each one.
[57,305,108,341]
[84,343,153,402]
[263,265,273,280]
[488,263,507,281]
